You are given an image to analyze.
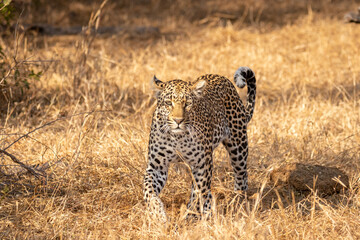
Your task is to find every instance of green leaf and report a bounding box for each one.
[14,69,19,80]
[28,70,42,81]
[22,79,29,89]
[0,0,12,10]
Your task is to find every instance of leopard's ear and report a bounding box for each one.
[151,75,165,96]
[191,79,207,97]
[152,75,165,89]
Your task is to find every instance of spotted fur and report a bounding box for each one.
[144,67,256,221]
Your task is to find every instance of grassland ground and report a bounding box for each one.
[0,0,360,239]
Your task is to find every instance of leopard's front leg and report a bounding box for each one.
[187,147,213,217]
[143,137,175,222]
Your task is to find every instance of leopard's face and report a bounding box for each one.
[152,77,206,134]
[159,88,193,134]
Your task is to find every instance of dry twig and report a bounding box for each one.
[0,149,44,178]
[0,110,110,178]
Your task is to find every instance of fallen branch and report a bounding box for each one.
[0,149,44,178]
[1,110,110,178]
[3,110,110,151]
[7,158,64,178]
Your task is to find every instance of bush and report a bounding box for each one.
[0,1,42,109]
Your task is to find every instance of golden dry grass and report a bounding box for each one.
[1,0,360,239]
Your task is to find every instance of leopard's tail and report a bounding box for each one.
[233,67,256,123]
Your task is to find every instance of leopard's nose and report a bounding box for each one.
[173,118,184,125]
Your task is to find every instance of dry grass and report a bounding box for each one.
[1,0,360,239]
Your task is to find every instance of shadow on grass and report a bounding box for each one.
[20,0,358,31]
[163,159,353,219]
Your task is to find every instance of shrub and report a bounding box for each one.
[0,1,42,109]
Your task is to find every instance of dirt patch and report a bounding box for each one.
[270,163,349,195]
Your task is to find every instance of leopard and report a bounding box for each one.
[143,66,256,221]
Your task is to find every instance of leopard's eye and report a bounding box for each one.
[165,100,172,106]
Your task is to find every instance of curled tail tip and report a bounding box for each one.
[233,66,255,88]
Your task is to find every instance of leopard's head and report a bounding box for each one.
[152,75,206,134]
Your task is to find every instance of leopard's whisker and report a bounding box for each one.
[186,125,195,140]
[160,124,169,134]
